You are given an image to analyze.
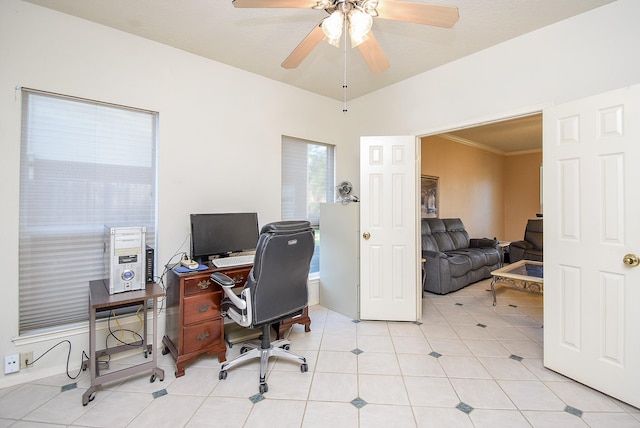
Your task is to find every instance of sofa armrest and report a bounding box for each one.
[422,249,447,259]
[469,238,499,249]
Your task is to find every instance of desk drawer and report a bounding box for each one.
[184,292,221,325]
[183,319,223,354]
[223,267,251,287]
[184,276,215,296]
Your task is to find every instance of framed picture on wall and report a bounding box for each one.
[421,175,439,218]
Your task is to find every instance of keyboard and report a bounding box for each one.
[211,254,254,268]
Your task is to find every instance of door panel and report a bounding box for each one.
[544,84,640,407]
[360,136,420,321]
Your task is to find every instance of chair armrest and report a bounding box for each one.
[509,240,533,250]
[210,272,247,311]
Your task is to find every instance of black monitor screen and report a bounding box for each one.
[190,212,259,263]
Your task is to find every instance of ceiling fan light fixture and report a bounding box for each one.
[322,10,344,46]
[349,25,370,48]
[348,8,373,40]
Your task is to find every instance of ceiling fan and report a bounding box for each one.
[232,0,459,73]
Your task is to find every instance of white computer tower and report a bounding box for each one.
[105,226,146,294]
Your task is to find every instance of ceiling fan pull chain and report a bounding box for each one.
[342,12,348,113]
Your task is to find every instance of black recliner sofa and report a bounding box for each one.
[421,218,502,295]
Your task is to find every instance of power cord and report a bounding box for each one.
[25,340,90,380]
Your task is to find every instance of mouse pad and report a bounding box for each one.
[173,264,209,273]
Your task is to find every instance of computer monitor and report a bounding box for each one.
[190,212,259,264]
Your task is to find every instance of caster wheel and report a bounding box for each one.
[301,363,308,373]
[83,392,96,406]
[219,370,227,380]
[259,383,268,394]
[150,374,156,383]
[240,347,249,354]
[282,344,290,350]
[161,347,169,355]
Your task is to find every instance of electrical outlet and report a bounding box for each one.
[21,351,33,370]
[4,354,19,374]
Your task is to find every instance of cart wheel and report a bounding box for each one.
[259,383,268,394]
[150,374,156,383]
[161,346,170,355]
[144,350,148,358]
[219,370,227,380]
[83,392,96,406]
[301,363,308,373]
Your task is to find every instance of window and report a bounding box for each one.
[19,89,157,334]
[281,136,335,274]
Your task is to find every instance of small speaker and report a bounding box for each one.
[145,245,155,283]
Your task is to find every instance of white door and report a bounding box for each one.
[544,84,640,407]
[359,136,421,321]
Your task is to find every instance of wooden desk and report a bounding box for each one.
[83,280,165,405]
[162,262,311,377]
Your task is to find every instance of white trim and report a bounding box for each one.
[414,104,550,138]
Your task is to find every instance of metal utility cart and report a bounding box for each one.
[82,280,165,406]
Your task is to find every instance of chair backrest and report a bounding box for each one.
[246,221,315,326]
[524,218,543,250]
[421,218,470,252]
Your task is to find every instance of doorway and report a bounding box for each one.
[419,113,543,243]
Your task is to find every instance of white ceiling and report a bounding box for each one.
[21,0,614,153]
[22,0,616,102]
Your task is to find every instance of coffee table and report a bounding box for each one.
[490,260,543,306]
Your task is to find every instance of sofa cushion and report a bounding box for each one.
[425,219,457,252]
[446,253,473,277]
[443,218,470,250]
[448,249,486,270]
[474,248,502,266]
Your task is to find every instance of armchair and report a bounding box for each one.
[210,221,314,394]
[509,218,543,263]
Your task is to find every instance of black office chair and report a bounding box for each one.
[210,220,314,394]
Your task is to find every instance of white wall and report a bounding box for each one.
[0,0,345,387]
[2,0,639,387]
[346,0,640,235]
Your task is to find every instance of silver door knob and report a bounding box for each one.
[623,254,639,267]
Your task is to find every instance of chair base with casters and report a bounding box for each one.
[218,322,308,394]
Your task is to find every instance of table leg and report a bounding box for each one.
[491,277,498,306]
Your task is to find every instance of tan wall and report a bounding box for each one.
[421,136,541,242]
[503,152,542,241]
[421,136,504,239]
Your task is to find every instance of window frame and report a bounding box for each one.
[18,88,158,335]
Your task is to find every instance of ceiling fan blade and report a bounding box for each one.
[281,23,325,69]
[375,1,459,28]
[233,0,317,8]
[357,31,390,73]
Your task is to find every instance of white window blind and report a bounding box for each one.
[19,89,157,334]
[281,136,335,274]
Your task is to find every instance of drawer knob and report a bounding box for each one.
[197,280,211,289]
[196,332,210,342]
[197,304,210,313]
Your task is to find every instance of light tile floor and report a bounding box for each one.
[1,278,639,427]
